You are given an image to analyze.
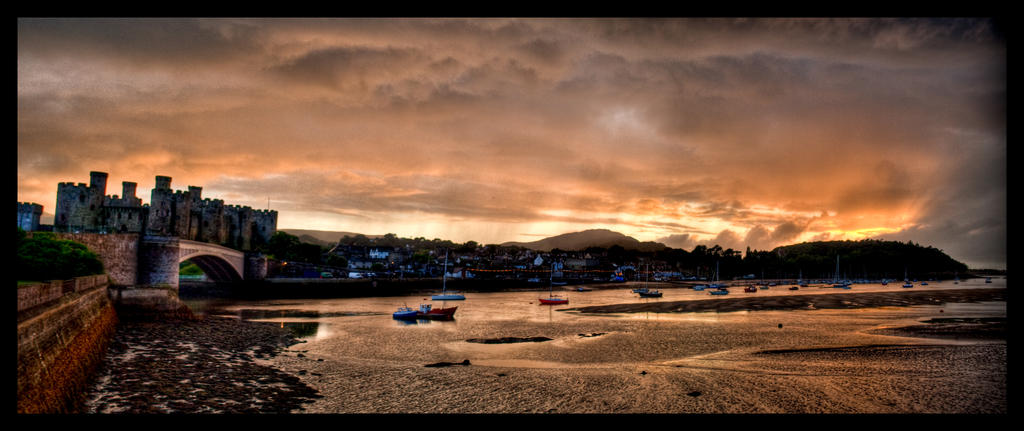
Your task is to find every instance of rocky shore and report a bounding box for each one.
[84,314,322,413]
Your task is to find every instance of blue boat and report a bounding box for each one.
[638,290,662,298]
[692,284,707,291]
[709,289,729,295]
[393,306,418,320]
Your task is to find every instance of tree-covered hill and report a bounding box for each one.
[750,239,970,280]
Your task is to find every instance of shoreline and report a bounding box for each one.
[563,288,1006,314]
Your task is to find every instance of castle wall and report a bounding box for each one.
[33,232,141,287]
[48,171,276,251]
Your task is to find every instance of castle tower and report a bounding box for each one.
[146,176,175,235]
[55,172,109,232]
[90,171,108,196]
[155,176,172,190]
[17,202,43,231]
[123,182,138,201]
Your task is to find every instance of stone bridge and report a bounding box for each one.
[36,232,266,290]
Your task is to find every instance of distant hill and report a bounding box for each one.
[278,229,382,246]
[502,229,668,252]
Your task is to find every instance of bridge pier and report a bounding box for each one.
[115,236,186,312]
[139,235,180,288]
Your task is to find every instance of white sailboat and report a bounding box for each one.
[432,249,465,300]
[539,259,568,304]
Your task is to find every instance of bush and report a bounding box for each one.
[17,229,105,282]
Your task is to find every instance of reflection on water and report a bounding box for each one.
[277,321,320,338]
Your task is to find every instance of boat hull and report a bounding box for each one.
[418,306,457,319]
[393,310,419,319]
[538,297,569,305]
[431,294,466,300]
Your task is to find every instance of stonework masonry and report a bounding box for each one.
[30,232,141,287]
[17,274,116,413]
[18,202,42,231]
[52,171,276,251]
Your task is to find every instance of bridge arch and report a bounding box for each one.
[178,240,245,282]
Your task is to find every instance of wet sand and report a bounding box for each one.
[84,287,1007,414]
[260,289,1005,414]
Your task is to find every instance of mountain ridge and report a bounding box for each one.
[500,229,668,252]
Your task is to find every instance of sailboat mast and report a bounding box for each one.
[443,249,448,293]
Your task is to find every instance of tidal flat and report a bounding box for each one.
[88,281,1007,414]
[251,286,1006,414]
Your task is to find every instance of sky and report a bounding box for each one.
[17,18,1006,269]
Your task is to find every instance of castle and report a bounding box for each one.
[20,171,277,251]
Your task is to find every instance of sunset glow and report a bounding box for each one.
[17,18,1006,268]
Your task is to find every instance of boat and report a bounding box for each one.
[416,303,457,319]
[709,289,729,295]
[708,261,726,289]
[744,285,757,293]
[431,249,466,300]
[692,284,707,291]
[393,305,419,320]
[954,272,959,284]
[788,286,799,291]
[985,277,993,283]
[920,281,928,286]
[539,260,569,305]
[576,286,593,292]
[636,264,661,297]
[902,267,913,288]
[831,255,852,288]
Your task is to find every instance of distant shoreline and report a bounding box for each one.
[563,288,1006,314]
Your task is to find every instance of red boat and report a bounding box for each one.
[417,304,457,319]
[538,297,569,305]
[744,286,757,293]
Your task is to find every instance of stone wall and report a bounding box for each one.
[30,232,141,287]
[17,274,117,413]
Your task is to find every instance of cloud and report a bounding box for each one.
[16,18,1005,268]
[658,233,697,250]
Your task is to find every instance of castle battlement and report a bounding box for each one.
[51,171,277,250]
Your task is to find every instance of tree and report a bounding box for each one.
[17,229,105,281]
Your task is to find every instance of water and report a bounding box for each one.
[182,276,1006,413]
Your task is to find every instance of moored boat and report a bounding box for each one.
[744,286,757,293]
[417,303,457,319]
[539,259,568,305]
[431,249,466,300]
[709,289,729,295]
[393,306,419,320]
[789,286,799,290]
